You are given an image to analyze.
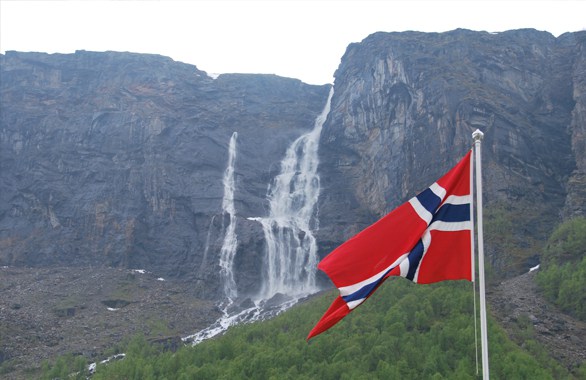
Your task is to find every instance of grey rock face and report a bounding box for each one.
[564,33,586,218]
[317,29,586,276]
[2,29,585,297]
[0,50,330,297]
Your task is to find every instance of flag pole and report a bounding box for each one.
[469,144,479,375]
[473,129,490,379]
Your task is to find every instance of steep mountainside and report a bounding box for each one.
[0,51,330,297]
[318,29,586,277]
[565,34,586,218]
[1,29,585,296]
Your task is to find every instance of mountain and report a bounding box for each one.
[1,28,586,376]
[318,28,586,277]
[0,50,330,298]
[2,28,586,300]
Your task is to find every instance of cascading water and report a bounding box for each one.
[218,132,238,300]
[252,88,333,300]
[183,89,334,345]
[184,132,243,345]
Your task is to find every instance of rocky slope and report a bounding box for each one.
[0,265,219,378]
[488,269,586,371]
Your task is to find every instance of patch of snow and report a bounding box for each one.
[529,264,540,272]
[132,269,147,274]
[107,307,119,311]
[106,353,126,362]
[157,277,165,281]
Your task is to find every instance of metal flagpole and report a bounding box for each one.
[469,146,479,376]
[473,129,490,379]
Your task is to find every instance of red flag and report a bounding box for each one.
[308,151,473,340]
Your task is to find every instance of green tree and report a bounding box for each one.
[43,280,574,380]
[537,217,586,321]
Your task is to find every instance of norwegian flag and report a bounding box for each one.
[307,150,473,340]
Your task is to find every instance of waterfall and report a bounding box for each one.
[184,89,334,346]
[218,132,238,300]
[252,88,333,300]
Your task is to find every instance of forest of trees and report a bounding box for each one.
[40,274,585,379]
[536,217,586,322]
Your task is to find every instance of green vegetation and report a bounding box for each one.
[146,317,174,336]
[110,273,142,302]
[41,278,576,379]
[40,354,89,380]
[537,217,586,321]
[484,203,548,279]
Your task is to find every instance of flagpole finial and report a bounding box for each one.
[472,129,484,142]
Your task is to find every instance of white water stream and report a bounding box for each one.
[218,132,239,300]
[251,88,333,300]
[184,88,334,345]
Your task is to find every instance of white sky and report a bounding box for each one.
[1,0,585,85]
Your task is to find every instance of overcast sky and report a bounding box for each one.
[1,0,585,85]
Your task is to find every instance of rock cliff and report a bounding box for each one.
[1,29,585,299]
[318,29,586,276]
[0,50,330,297]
